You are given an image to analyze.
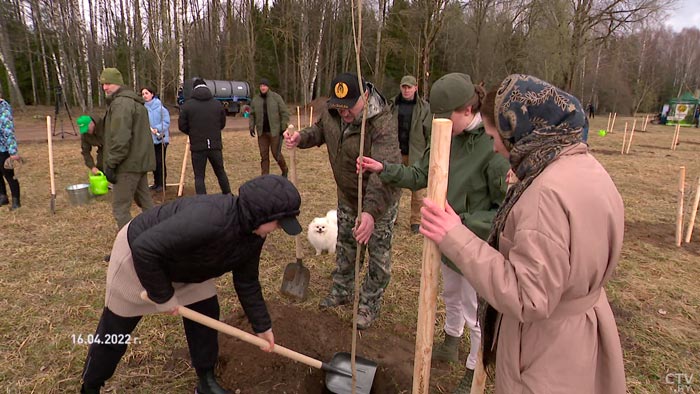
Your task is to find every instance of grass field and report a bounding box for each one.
[1,111,698,393]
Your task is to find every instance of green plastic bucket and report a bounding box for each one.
[89,171,109,196]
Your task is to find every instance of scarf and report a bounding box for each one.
[479,74,587,368]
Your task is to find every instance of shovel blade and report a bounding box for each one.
[280,260,310,301]
[324,352,377,394]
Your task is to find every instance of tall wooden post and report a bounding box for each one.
[626,119,637,154]
[685,176,700,243]
[177,138,190,197]
[412,118,452,394]
[643,114,649,131]
[610,113,617,134]
[606,113,612,132]
[677,166,686,247]
[621,122,628,154]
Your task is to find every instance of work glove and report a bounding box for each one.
[104,167,117,184]
[249,128,256,137]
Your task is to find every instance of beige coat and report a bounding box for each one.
[441,144,626,394]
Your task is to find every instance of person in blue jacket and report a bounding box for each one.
[141,87,170,192]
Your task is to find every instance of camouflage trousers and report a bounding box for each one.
[328,199,398,314]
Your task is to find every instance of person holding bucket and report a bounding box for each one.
[141,87,170,192]
[78,114,105,175]
[80,174,303,394]
[419,74,626,393]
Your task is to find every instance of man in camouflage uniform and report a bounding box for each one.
[284,72,401,330]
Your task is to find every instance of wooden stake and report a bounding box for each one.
[685,176,700,243]
[676,166,686,247]
[177,138,190,197]
[673,124,681,150]
[46,116,56,214]
[626,119,636,154]
[643,114,649,131]
[297,106,301,130]
[621,122,628,154]
[413,118,452,394]
[606,112,612,132]
[309,106,314,127]
[610,112,617,134]
[470,349,487,394]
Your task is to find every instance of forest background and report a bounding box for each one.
[0,0,699,116]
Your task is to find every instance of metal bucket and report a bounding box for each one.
[66,184,91,206]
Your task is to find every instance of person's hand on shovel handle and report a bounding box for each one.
[256,328,275,353]
[140,290,180,316]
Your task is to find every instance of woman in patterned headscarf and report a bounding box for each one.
[419,74,626,393]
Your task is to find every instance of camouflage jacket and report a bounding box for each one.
[296,84,401,219]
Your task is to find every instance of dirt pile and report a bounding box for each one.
[216,302,452,393]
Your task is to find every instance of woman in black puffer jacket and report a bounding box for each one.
[80,175,302,394]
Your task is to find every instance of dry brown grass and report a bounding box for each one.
[1,114,698,393]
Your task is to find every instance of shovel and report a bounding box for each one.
[280,137,310,300]
[141,293,376,394]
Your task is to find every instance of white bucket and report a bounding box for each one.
[66,184,91,206]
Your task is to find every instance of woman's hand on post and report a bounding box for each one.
[356,156,383,174]
[419,199,463,245]
[257,329,275,352]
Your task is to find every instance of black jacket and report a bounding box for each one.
[178,87,227,151]
[127,175,301,333]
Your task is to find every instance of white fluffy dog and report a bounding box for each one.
[307,210,338,255]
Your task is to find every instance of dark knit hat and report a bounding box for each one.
[259,78,271,87]
[193,78,207,89]
[99,68,124,85]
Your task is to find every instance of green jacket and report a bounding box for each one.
[249,90,290,137]
[388,93,431,165]
[103,87,156,173]
[80,113,106,170]
[297,85,401,220]
[380,125,509,273]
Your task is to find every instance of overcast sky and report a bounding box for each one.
[665,0,700,31]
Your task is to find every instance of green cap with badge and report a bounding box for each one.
[429,73,475,119]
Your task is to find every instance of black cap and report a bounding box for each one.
[259,78,271,87]
[328,72,364,110]
[279,216,302,235]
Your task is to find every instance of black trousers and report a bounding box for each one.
[0,151,20,199]
[153,143,168,188]
[81,296,220,389]
[191,149,231,195]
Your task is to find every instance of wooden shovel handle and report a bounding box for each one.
[287,124,304,260]
[140,292,322,370]
[46,116,56,195]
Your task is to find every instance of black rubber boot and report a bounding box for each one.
[9,196,20,210]
[453,368,474,394]
[80,384,101,394]
[0,194,8,206]
[432,333,460,363]
[195,369,231,394]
